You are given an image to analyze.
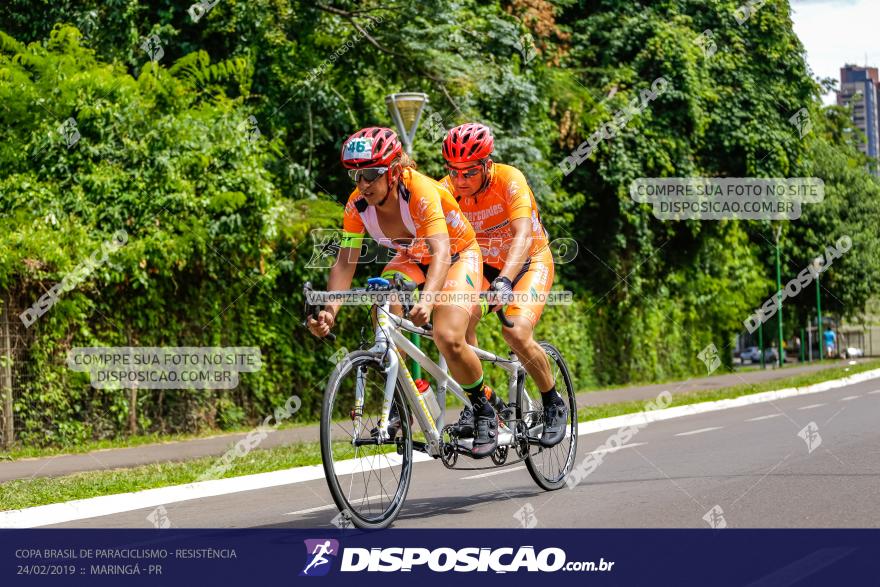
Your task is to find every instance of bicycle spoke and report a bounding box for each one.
[323,355,411,526]
[519,343,577,490]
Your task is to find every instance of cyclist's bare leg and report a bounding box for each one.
[433,304,483,385]
[503,315,554,392]
[464,303,481,347]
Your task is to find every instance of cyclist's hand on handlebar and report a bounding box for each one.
[408,301,433,327]
[307,310,335,338]
[488,276,514,312]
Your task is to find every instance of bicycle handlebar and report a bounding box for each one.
[303,278,514,342]
[302,281,337,342]
[495,307,514,328]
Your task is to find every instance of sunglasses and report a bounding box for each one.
[348,167,388,183]
[446,163,484,179]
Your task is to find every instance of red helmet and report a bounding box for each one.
[340,127,402,169]
[442,123,494,163]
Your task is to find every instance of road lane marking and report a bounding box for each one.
[797,403,825,410]
[674,427,722,437]
[285,495,386,517]
[587,442,647,457]
[461,466,526,480]
[867,390,880,395]
[840,395,859,401]
[460,442,648,480]
[746,414,783,422]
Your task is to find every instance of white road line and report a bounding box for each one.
[461,466,526,480]
[283,503,338,516]
[840,395,859,401]
[586,442,647,456]
[867,390,880,395]
[674,427,722,437]
[575,368,880,440]
[798,403,826,410]
[460,442,648,480]
[0,451,432,529]
[746,414,783,422]
[285,495,386,517]
[4,367,880,529]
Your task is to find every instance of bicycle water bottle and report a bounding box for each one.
[415,378,442,422]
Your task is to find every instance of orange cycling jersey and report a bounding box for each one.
[342,168,475,264]
[440,163,549,269]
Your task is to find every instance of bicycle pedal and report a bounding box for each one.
[498,406,515,422]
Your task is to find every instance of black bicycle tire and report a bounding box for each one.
[521,341,578,490]
[320,350,413,529]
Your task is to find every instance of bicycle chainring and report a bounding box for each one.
[440,425,459,468]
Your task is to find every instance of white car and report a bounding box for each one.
[740,347,761,363]
[845,347,864,358]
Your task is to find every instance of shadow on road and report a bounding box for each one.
[255,487,545,529]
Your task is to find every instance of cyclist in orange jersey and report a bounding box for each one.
[440,123,567,448]
[307,127,500,457]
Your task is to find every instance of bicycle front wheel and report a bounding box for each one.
[520,341,578,490]
[320,350,413,529]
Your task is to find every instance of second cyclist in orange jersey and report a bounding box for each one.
[440,152,554,327]
[440,122,567,448]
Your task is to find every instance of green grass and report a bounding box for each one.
[0,414,321,462]
[2,359,878,512]
[0,440,399,511]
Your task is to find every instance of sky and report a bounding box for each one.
[790,0,880,105]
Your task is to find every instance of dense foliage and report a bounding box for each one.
[1,0,878,446]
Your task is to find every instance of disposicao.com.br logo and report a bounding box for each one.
[301,540,614,575]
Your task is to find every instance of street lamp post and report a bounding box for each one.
[807,314,812,362]
[385,93,429,155]
[774,226,784,367]
[385,92,429,379]
[759,321,764,369]
[813,256,824,359]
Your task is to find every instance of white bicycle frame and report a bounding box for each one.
[361,299,538,458]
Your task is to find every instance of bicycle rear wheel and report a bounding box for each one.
[320,350,413,529]
[520,341,578,490]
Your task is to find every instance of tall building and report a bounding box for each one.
[838,65,880,165]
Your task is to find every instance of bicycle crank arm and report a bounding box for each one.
[452,429,515,452]
[352,438,396,447]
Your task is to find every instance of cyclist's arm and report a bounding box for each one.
[324,246,359,319]
[498,217,532,281]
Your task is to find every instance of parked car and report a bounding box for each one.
[741,346,782,364]
[741,347,761,363]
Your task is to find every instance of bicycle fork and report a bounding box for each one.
[364,302,400,445]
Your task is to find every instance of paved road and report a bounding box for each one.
[0,360,861,483]
[49,373,880,528]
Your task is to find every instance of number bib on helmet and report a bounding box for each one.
[343,138,374,161]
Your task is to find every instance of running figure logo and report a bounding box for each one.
[300,539,340,577]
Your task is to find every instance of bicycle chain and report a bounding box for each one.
[439,423,533,471]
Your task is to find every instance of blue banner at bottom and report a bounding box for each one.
[1,529,878,586]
